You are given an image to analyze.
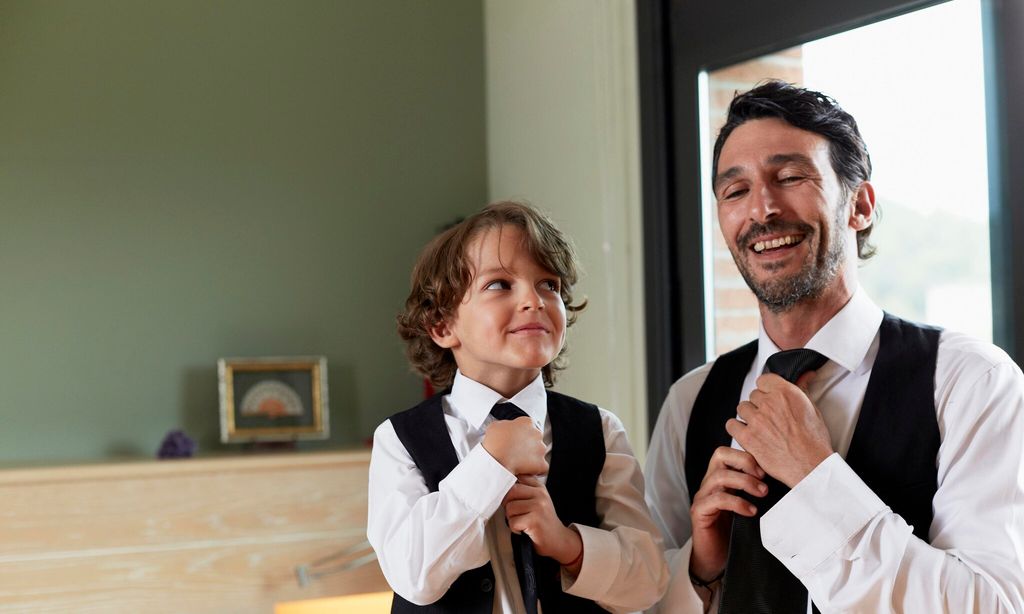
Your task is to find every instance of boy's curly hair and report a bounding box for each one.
[397,201,587,389]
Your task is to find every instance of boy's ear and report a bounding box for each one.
[429,321,460,349]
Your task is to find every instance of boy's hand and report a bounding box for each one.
[483,416,548,476]
[503,476,584,575]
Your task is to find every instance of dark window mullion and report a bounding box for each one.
[984,0,1024,364]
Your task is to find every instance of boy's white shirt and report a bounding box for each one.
[368,371,668,613]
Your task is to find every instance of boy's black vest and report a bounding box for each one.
[686,313,942,542]
[388,390,610,614]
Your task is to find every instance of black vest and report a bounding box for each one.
[685,313,942,541]
[388,390,609,614]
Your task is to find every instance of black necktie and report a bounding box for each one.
[719,349,828,614]
[491,402,539,614]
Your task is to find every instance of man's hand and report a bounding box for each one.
[483,416,548,476]
[726,371,832,488]
[689,446,767,583]
[503,475,584,575]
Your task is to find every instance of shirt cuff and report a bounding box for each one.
[761,453,888,577]
[652,537,709,614]
[561,523,619,599]
[438,444,517,518]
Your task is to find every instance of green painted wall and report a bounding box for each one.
[0,0,486,464]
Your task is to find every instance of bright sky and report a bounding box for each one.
[703,0,994,346]
[801,0,990,223]
[801,0,992,341]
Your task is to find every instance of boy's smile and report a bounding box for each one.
[430,224,567,398]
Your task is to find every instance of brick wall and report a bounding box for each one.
[704,47,804,356]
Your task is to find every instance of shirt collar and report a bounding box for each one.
[449,370,548,431]
[755,286,883,375]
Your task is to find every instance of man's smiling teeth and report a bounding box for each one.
[753,235,799,253]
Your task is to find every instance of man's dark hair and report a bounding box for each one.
[712,80,877,259]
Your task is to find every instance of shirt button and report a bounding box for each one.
[480,578,494,593]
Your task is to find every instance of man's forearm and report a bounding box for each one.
[762,454,1023,612]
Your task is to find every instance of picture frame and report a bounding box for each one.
[218,356,329,443]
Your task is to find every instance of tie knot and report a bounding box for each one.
[765,348,828,383]
[491,402,528,421]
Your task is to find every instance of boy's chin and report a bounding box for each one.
[514,357,557,373]
[505,364,547,377]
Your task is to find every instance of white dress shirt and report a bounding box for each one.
[645,288,1024,613]
[368,371,668,613]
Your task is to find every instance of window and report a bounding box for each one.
[701,0,992,357]
[638,0,1024,428]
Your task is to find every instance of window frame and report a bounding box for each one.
[637,0,1024,431]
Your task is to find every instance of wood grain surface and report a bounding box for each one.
[0,451,389,613]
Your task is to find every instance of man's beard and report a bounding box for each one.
[731,204,847,314]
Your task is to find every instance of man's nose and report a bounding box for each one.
[748,183,781,222]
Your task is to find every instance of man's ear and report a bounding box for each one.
[429,321,460,349]
[849,181,876,232]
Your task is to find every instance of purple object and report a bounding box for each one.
[157,430,196,459]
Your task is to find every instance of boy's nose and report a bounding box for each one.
[519,289,544,310]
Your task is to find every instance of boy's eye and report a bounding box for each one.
[539,279,560,292]
[484,280,511,291]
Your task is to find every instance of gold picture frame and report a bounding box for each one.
[218,356,329,443]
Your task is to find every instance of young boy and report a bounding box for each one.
[367,201,668,613]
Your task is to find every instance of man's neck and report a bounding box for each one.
[760,273,857,350]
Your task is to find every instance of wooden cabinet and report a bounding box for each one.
[0,451,388,612]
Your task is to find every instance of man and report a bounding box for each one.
[645,80,1024,613]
